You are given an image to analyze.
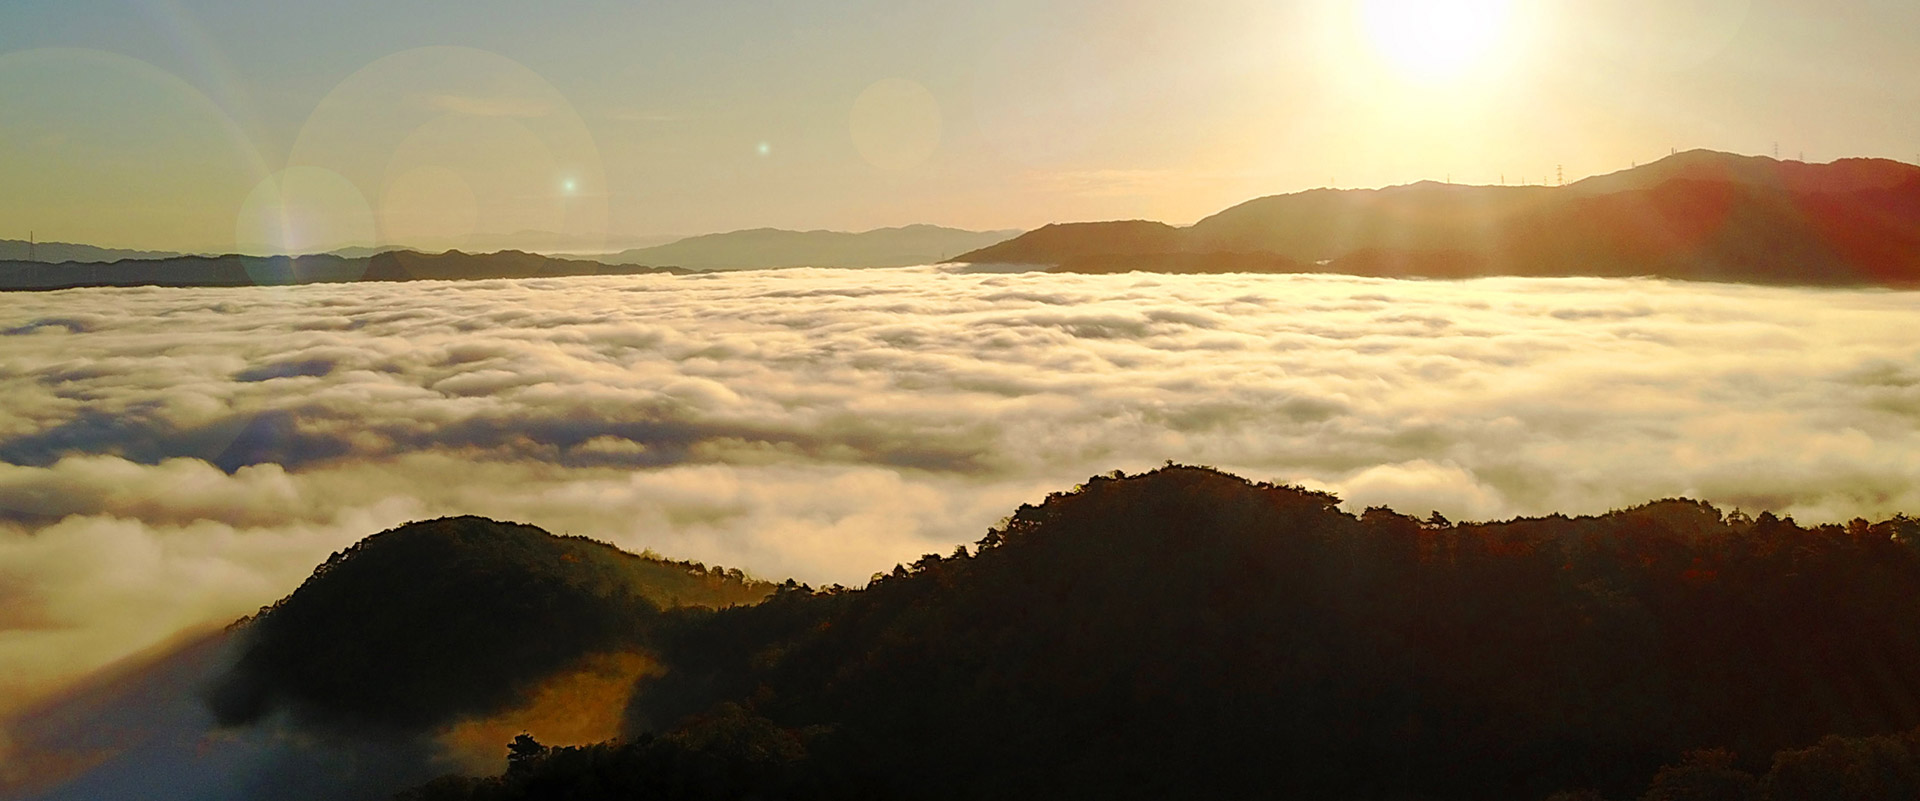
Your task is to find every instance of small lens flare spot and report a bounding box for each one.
[757,142,771,157]
[562,179,577,194]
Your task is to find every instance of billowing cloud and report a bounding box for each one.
[3,268,1920,714]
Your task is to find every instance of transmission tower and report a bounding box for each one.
[26,231,33,263]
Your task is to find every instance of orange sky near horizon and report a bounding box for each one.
[2,0,1917,253]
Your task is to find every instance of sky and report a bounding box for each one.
[3,0,1919,253]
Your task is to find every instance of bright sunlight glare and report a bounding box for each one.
[1358,0,1517,82]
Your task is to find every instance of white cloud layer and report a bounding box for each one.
[3,268,1920,711]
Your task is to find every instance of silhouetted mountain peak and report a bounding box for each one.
[206,516,773,731]
[1574,148,1920,196]
[954,150,1920,284]
[947,220,1186,265]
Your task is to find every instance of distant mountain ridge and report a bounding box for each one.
[0,240,189,263]
[957,150,1920,285]
[0,225,1024,289]
[599,224,1023,270]
[0,250,687,291]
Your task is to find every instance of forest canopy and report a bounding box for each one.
[208,467,1920,800]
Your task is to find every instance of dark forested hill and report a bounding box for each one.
[371,467,1920,801]
[954,151,1920,286]
[205,516,774,732]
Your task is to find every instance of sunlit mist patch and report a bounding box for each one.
[435,651,659,773]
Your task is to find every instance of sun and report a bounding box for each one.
[1357,0,1516,83]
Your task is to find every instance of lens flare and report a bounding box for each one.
[1358,0,1516,82]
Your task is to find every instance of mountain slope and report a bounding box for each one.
[206,516,774,732]
[954,151,1920,285]
[30,469,1920,800]
[1566,149,1920,197]
[412,466,1920,801]
[952,220,1185,264]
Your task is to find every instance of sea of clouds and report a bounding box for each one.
[3,266,1920,713]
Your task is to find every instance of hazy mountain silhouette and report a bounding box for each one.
[314,245,416,259]
[598,225,1022,270]
[957,150,1920,285]
[0,226,1021,289]
[1565,149,1920,197]
[0,250,687,291]
[0,240,189,263]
